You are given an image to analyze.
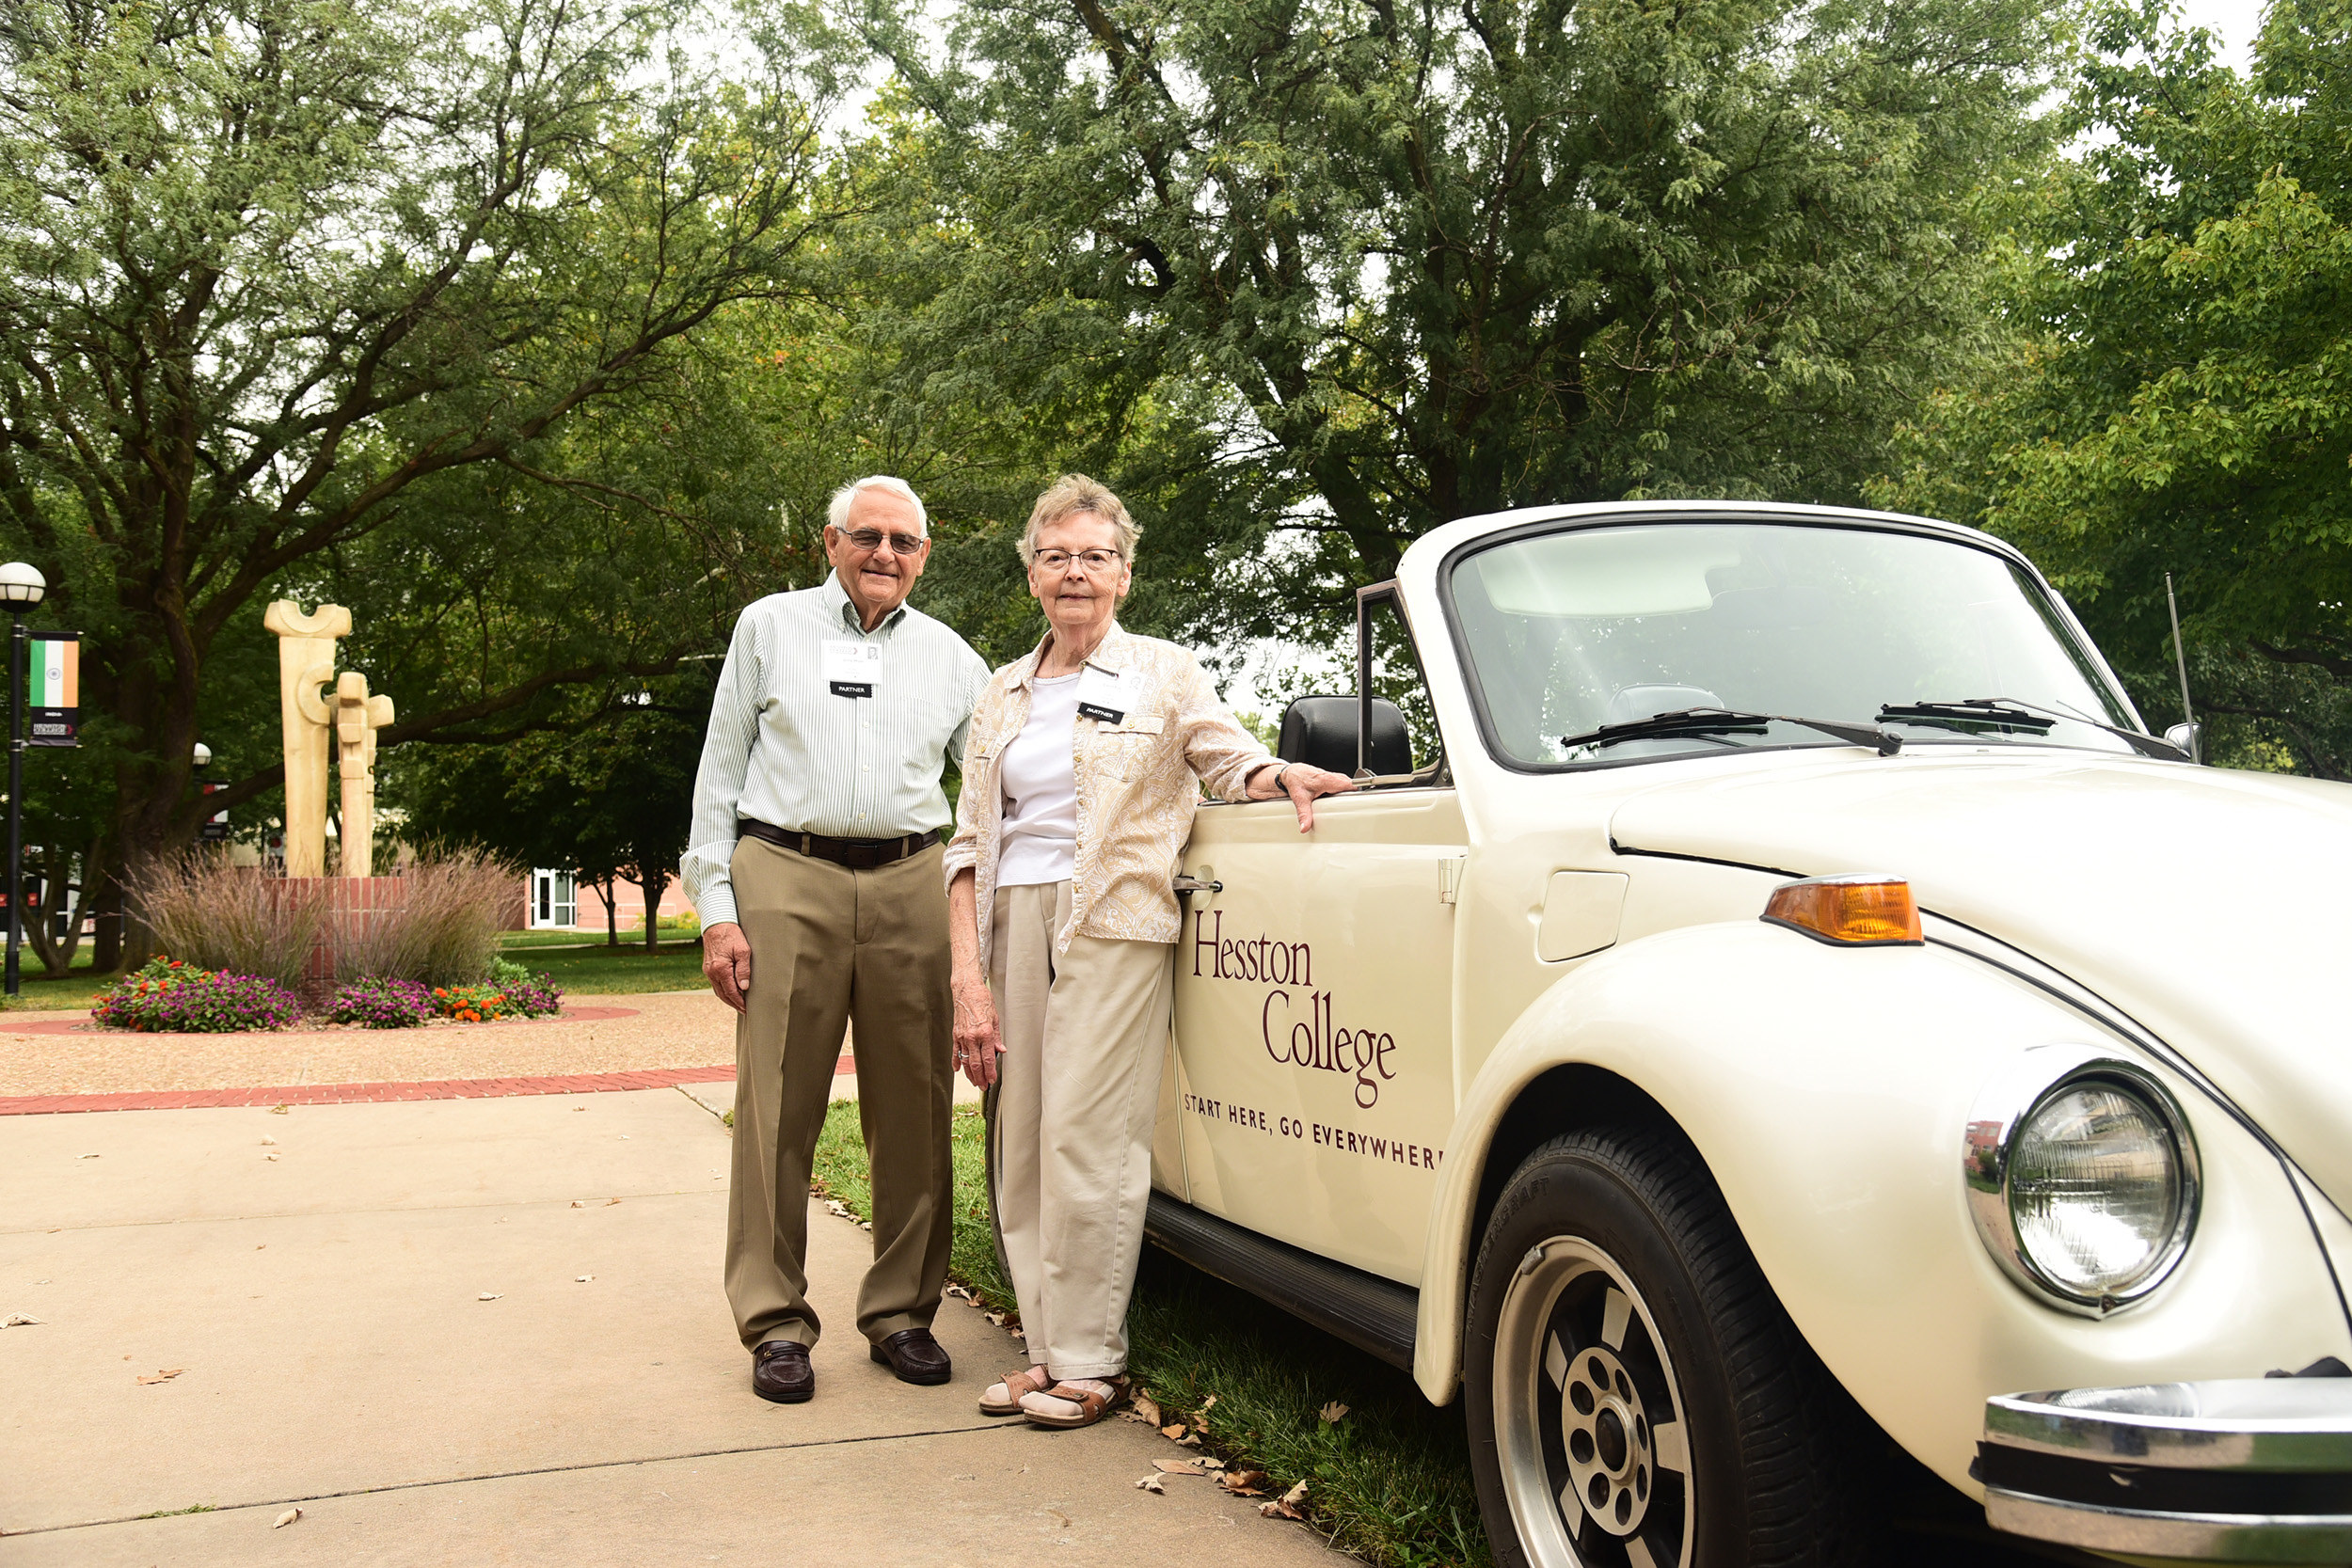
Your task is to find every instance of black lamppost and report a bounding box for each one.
[0,561,47,998]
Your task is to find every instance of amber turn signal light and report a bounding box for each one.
[1762,876,1923,946]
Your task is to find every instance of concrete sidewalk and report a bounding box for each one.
[0,1088,1335,1566]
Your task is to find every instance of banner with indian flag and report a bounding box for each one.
[28,632,77,748]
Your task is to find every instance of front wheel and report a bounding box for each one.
[1464,1127,1868,1568]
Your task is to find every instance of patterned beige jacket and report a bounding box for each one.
[945,623,1275,958]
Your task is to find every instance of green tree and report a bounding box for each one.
[399,665,709,950]
[841,0,2065,656]
[0,0,850,961]
[1873,0,2352,774]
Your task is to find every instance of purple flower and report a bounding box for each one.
[326,977,435,1029]
[92,961,301,1033]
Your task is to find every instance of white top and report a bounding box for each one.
[995,671,1079,887]
[679,575,992,927]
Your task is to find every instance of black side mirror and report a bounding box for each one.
[1277,695,1412,777]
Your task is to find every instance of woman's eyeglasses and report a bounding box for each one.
[1034,549,1123,574]
[838,527,926,555]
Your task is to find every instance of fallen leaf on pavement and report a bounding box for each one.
[575,1275,593,1283]
[136,1368,188,1385]
[1319,1401,1349,1424]
[1279,1480,1309,1506]
[1131,1393,1163,1426]
[1041,1508,1069,1529]
[260,1136,278,1146]
[605,1198,620,1206]
[263,1153,279,1162]
[1219,1469,1267,1497]
[944,1284,971,1300]
[78,1152,99,1159]
[269,1104,289,1115]
[1136,1475,1165,1494]
[477,1292,502,1302]
[273,1508,301,1528]
[1259,1497,1303,1520]
[1153,1461,1204,1476]
[570,1201,585,1208]
[3,1314,40,1327]
[1160,1423,1186,1441]
[1200,1457,1228,1471]
[1179,1433,1201,1448]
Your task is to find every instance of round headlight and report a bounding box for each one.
[2010,1082,2186,1298]
[1963,1053,2201,1316]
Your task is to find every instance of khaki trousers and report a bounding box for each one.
[725,836,953,1351]
[987,881,1174,1380]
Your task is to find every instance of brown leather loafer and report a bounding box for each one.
[869,1327,952,1386]
[753,1339,814,1403]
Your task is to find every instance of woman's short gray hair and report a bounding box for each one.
[826,475,928,534]
[1020,474,1140,564]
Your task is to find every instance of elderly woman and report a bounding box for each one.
[944,475,1352,1429]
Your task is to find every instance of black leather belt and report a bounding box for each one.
[739,818,931,869]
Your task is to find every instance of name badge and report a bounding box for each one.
[821,640,880,698]
[1075,664,1137,724]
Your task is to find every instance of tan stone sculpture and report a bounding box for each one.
[334,672,395,878]
[262,601,351,879]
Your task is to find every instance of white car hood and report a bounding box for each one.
[1608,750,2352,1217]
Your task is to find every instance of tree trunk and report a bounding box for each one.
[24,840,90,980]
[641,870,669,951]
[88,867,122,974]
[602,876,620,946]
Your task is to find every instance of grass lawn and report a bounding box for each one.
[498,936,707,995]
[808,1101,1491,1568]
[3,942,110,1012]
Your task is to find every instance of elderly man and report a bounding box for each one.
[683,475,990,1404]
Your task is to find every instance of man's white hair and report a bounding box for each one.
[826,475,928,534]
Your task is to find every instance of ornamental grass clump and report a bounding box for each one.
[325,976,434,1029]
[91,958,301,1034]
[129,855,324,990]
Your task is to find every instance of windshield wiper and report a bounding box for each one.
[1563,707,1900,756]
[1887,698,2187,761]
[1879,701,2053,735]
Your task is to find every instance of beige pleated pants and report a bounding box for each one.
[987,881,1174,1381]
[724,836,954,1352]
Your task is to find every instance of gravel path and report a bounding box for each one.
[0,990,737,1097]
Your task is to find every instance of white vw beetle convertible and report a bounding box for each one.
[1141,502,2352,1567]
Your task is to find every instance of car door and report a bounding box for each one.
[1164,593,1462,1286]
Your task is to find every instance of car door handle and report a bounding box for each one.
[1172,874,1222,895]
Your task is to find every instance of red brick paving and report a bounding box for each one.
[0,1049,872,1116]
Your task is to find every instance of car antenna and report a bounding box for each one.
[2166,572,2201,765]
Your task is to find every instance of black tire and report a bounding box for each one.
[1464,1126,1870,1568]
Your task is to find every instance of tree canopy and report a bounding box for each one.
[848,0,2066,665]
[0,0,849,949]
[1874,0,2352,774]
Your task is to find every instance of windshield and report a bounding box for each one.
[1447,520,2138,768]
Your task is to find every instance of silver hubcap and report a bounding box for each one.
[1492,1238,1694,1568]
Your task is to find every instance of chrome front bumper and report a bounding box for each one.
[1981,1377,2352,1562]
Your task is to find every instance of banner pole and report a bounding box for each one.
[8,611,23,997]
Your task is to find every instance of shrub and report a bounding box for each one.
[326,976,434,1029]
[92,958,301,1033]
[129,855,325,989]
[433,971,562,1023]
[329,849,514,986]
[129,847,516,990]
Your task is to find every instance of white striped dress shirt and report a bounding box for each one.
[682,575,992,927]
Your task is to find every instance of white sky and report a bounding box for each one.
[2174,0,2266,68]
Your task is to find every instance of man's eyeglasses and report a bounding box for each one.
[836,527,927,555]
[1034,549,1124,575]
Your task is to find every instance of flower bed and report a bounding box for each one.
[433,965,563,1023]
[91,958,302,1034]
[325,976,435,1029]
